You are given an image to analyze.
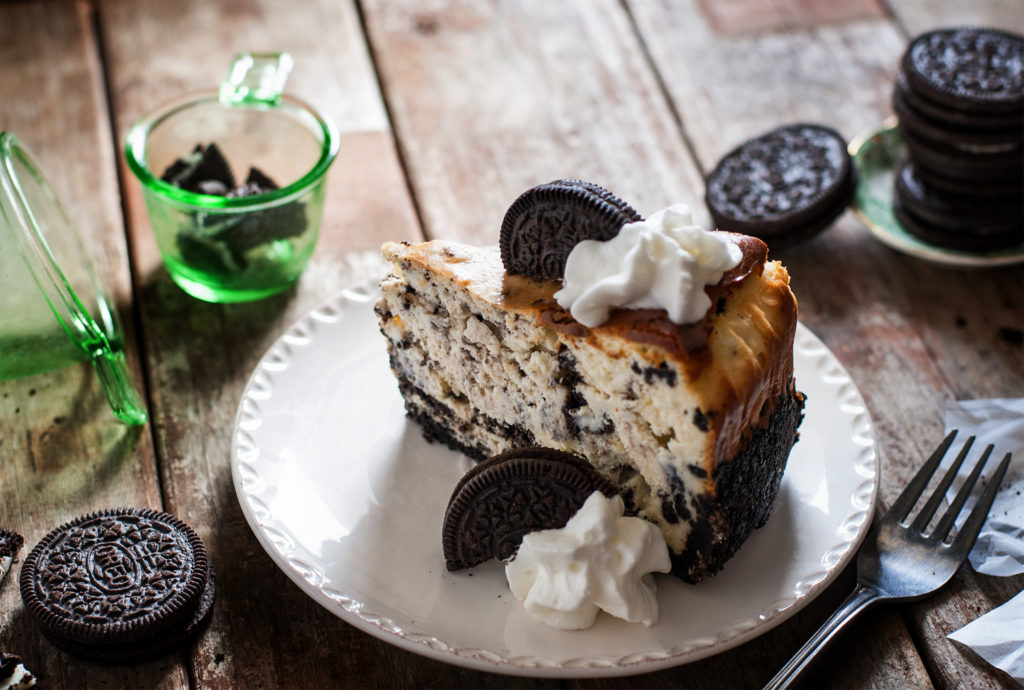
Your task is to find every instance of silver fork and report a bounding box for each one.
[764,429,1012,690]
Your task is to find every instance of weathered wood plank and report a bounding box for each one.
[361,0,709,239]
[0,2,176,688]
[887,0,1024,36]
[627,0,905,168]
[96,0,521,687]
[629,1,1024,688]
[360,1,939,688]
[879,4,1024,683]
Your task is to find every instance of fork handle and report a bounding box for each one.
[763,583,881,690]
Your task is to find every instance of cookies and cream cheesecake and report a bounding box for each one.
[376,181,804,582]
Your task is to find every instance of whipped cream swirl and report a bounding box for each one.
[554,204,742,327]
[505,491,671,630]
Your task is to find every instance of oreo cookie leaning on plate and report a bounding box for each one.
[442,447,618,571]
[704,123,856,248]
[19,508,215,663]
[500,179,642,280]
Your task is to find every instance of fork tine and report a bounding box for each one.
[931,443,994,541]
[886,430,960,522]
[937,444,1007,544]
[948,451,1012,551]
[909,436,975,533]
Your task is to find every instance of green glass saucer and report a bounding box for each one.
[848,118,1024,269]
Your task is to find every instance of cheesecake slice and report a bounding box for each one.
[376,233,803,582]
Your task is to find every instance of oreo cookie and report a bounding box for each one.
[902,28,1024,115]
[893,27,1024,252]
[160,142,236,194]
[704,123,855,248]
[19,508,215,663]
[0,528,23,585]
[893,161,1023,251]
[442,447,618,571]
[500,180,642,280]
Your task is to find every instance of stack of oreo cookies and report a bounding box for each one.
[893,27,1024,251]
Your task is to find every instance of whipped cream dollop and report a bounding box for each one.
[505,491,671,630]
[554,204,742,328]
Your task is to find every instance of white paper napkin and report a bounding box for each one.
[948,588,1024,684]
[944,398,1024,577]
[942,398,1024,683]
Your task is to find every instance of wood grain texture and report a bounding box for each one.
[98,0,422,687]
[630,1,1024,688]
[0,2,174,688]
[361,0,710,239]
[0,0,1019,687]
[887,0,1024,36]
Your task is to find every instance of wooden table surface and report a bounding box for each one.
[2,0,1022,687]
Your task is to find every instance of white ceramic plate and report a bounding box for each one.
[231,285,878,678]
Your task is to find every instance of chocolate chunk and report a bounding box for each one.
[705,123,855,248]
[442,447,618,570]
[243,166,280,193]
[160,143,236,193]
[19,508,215,663]
[0,528,23,560]
[0,528,24,585]
[0,651,35,688]
[500,179,642,280]
[161,144,309,272]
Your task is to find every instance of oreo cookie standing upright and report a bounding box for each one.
[500,179,642,280]
[704,123,856,248]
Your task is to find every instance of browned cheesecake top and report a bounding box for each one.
[414,232,771,366]
[384,235,797,465]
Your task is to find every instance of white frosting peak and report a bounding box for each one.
[505,491,671,630]
[554,204,742,327]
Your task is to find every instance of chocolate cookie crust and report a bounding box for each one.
[0,528,23,561]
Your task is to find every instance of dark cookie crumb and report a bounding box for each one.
[998,326,1023,346]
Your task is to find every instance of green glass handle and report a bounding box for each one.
[91,349,148,426]
[219,52,294,107]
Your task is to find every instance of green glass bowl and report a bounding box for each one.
[125,54,339,303]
